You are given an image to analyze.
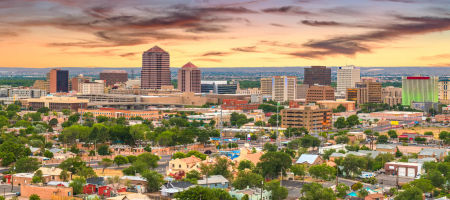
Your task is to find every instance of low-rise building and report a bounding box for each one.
[375,144,397,153]
[229,187,272,200]
[38,167,70,182]
[280,105,332,131]
[319,144,347,154]
[316,100,356,111]
[160,181,194,198]
[79,108,160,120]
[198,175,229,189]
[306,85,335,103]
[20,184,73,200]
[295,154,324,166]
[384,162,423,178]
[24,96,89,111]
[222,99,259,111]
[418,148,447,161]
[80,80,105,94]
[167,155,202,176]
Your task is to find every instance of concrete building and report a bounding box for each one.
[295,154,324,166]
[306,85,334,103]
[71,74,92,92]
[49,69,69,93]
[229,188,272,200]
[178,62,201,93]
[260,77,272,96]
[316,100,356,111]
[347,79,382,105]
[24,96,89,111]
[384,162,422,178]
[21,184,73,200]
[222,99,259,111]
[402,76,439,106]
[272,76,297,102]
[296,84,309,99]
[201,81,237,94]
[382,86,402,107]
[439,78,450,104]
[80,80,105,94]
[280,105,332,131]
[8,88,47,98]
[100,70,128,86]
[141,46,171,89]
[237,87,260,95]
[304,66,331,86]
[337,65,360,96]
[32,80,50,92]
[79,108,160,120]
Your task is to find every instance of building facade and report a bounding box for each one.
[100,70,128,86]
[303,66,331,86]
[296,84,309,99]
[316,100,356,111]
[80,80,105,94]
[221,99,259,111]
[8,88,47,98]
[337,66,360,96]
[141,46,171,89]
[25,96,89,111]
[71,75,92,92]
[79,108,160,120]
[306,85,335,103]
[348,79,382,105]
[439,78,450,104]
[201,81,237,94]
[280,105,332,131]
[382,86,402,107]
[402,76,439,106]
[49,69,69,93]
[272,76,297,102]
[260,77,272,96]
[178,62,201,93]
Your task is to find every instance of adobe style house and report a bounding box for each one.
[167,155,202,176]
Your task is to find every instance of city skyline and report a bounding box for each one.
[0,0,449,68]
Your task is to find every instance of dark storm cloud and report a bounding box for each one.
[300,20,341,26]
[262,6,313,15]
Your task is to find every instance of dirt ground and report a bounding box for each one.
[382,126,450,139]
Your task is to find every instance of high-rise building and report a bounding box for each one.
[280,105,332,131]
[306,85,335,103]
[439,78,450,104]
[178,62,201,93]
[100,70,128,86]
[49,69,69,93]
[382,86,402,106]
[337,66,360,96]
[304,66,331,86]
[272,76,297,102]
[141,46,171,89]
[80,80,105,95]
[402,76,438,106]
[260,78,273,96]
[346,79,382,105]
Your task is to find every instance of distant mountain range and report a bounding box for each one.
[0,67,448,78]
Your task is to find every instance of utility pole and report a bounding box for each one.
[276,101,280,148]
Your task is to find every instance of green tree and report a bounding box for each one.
[237,160,254,171]
[336,135,349,144]
[96,116,109,123]
[334,117,347,129]
[60,170,69,182]
[299,135,321,149]
[69,177,86,195]
[126,155,137,163]
[32,170,43,183]
[59,157,86,178]
[290,164,306,179]
[346,115,360,127]
[268,114,281,127]
[14,157,40,173]
[113,155,128,167]
[308,164,336,181]
[300,182,336,200]
[142,170,164,192]
[395,147,403,157]
[265,180,288,200]
[358,189,368,198]
[97,144,111,155]
[257,151,292,179]
[232,170,263,189]
[394,187,423,200]
[336,183,349,198]
[184,170,201,184]
[99,158,113,173]
[49,118,58,126]
[211,157,232,179]
[388,130,398,138]
[129,124,150,145]
[174,186,235,200]
[426,170,445,187]
[351,182,363,191]
[29,194,40,200]
[404,178,434,193]
[376,135,389,144]
[263,143,278,152]
[43,150,54,159]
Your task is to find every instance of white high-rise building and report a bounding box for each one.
[337,65,360,96]
[272,76,297,102]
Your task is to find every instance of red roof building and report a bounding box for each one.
[222,99,259,111]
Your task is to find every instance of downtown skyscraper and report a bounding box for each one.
[178,62,201,93]
[337,65,360,96]
[141,46,171,89]
[49,68,68,93]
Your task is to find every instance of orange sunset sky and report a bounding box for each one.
[0,0,449,68]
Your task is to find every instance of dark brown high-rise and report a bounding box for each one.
[304,66,331,86]
[100,70,128,86]
[141,46,171,89]
[178,62,201,93]
[49,69,68,93]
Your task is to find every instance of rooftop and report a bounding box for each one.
[146,45,167,53]
[296,154,320,164]
[198,175,229,185]
[182,62,198,69]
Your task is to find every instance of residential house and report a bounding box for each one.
[12,173,52,186]
[295,154,324,166]
[167,155,202,176]
[418,148,447,161]
[365,193,384,200]
[375,144,397,153]
[120,176,147,193]
[408,158,436,163]
[38,167,70,182]
[229,187,272,200]
[160,181,194,197]
[319,144,347,154]
[198,175,229,189]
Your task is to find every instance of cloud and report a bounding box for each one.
[231,46,259,52]
[300,20,341,26]
[320,7,362,16]
[420,53,450,60]
[202,51,231,56]
[120,52,138,57]
[259,40,302,48]
[262,6,313,15]
[0,30,19,37]
[290,15,450,58]
[372,0,417,3]
[194,58,222,63]
[270,23,287,27]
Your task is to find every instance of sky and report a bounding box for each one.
[0,0,449,68]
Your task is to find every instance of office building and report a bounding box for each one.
[201,81,237,94]
[49,69,69,93]
[79,108,160,120]
[221,99,259,111]
[272,76,297,102]
[24,96,88,111]
[382,86,402,106]
[32,80,50,93]
[280,105,332,131]
[296,84,309,99]
[141,46,171,89]
[402,76,438,106]
[337,66,360,96]
[178,62,201,93]
[260,78,272,96]
[80,80,105,95]
[100,70,128,86]
[439,78,450,104]
[316,100,356,112]
[306,85,334,103]
[348,79,382,105]
[8,88,47,99]
[71,74,92,92]
[304,66,331,86]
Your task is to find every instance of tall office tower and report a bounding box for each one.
[337,65,360,96]
[260,78,272,95]
[178,62,201,93]
[272,76,297,102]
[306,85,335,103]
[355,79,382,104]
[141,46,171,89]
[304,66,331,86]
[100,70,128,86]
[49,69,69,93]
[439,78,450,104]
[402,76,438,106]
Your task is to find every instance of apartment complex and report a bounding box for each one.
[306,85,335,103]
[402,76,439,106]
[100,70,128,86]
[178,62,201,93]
[49,69,69,93]
[24,96,88,111]
[141,46,171,89]
[439,78,450,104]
[303,66,331,86]
[271,76,297,102]
[337,66,360,96]
[280,105,332,131]
[79,108,160,120]
[80,80,105,94]
[382,86,402,106]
